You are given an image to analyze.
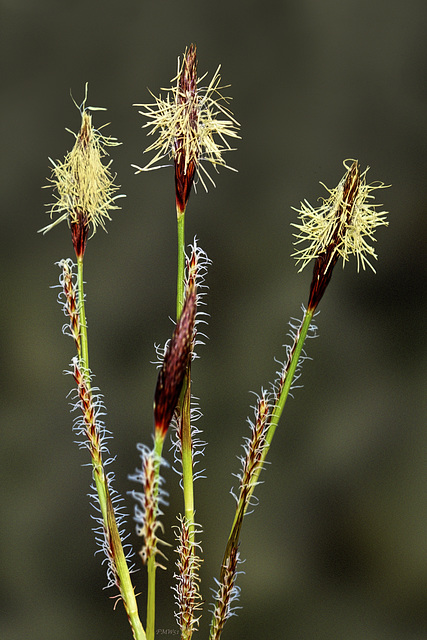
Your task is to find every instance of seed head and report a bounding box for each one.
[133,44,240,214]
[40,86,123,257]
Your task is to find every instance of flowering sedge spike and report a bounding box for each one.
[71,358,132,586]
[172,515,203,639]
[40,85,123,258]
[218,393,270,591]
[292,159,389,311]
[171,240,210,476]
[154,283,197,441]
[133,44,240,215]
[58,259,81,356]
[129,444,169,568]
[209,546,241,640]
[234,392,270,508]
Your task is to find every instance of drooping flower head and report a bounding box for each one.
[133,44,240,216]
[40,85,123,258]
[292,160,389,310]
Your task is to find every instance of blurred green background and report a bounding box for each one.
[2,1,426,638]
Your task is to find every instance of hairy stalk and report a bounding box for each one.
[213,309,313,638]
[71,260,145,640]
[76,256,89,378]
[254,308,314,491]
[176,209,196,548]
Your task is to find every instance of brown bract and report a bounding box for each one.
[174,45,198,214]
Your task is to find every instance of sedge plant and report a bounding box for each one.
[40,45,389,640]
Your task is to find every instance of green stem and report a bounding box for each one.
[244,307,314,513]
[176,212,186,320]
[176,208,195,545]
[267,309,313,446]
[76,256,146,640]
[181,374,194,537]
[77,256,89,376]
[213,307,314,634]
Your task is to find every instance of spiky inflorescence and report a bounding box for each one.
[154,281,197,441]
[57,258,81,354]
[209,546,241,640]
[40,86,123,254]
[56,261,132,589]
[232,391,270,512]
[69,357,132,588]
[292,159,389,274]
[129,443,169,568]
[133,44,240,211]
[172,515,203,638]
[170,239,210,481]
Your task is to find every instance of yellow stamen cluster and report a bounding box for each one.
[292,160,389,272]
[41,97,123,236]
[133,50,240,190]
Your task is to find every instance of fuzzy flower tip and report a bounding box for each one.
[133,44,240,214]
[292,160,389,310]
[40,85,124,257]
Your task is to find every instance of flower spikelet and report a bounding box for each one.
[69,358,133,588]
[171,239,210,479]
[172,515,203,638]
[154,282,197,440]
[57,259,81,355]
[233,391,270,510]
[41,86,123,253]
[129,444,169,568]
[209,546,241,640]
[292,160,389,274]
[133,44,240,212]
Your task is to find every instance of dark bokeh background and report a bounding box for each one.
[2,1,426,639]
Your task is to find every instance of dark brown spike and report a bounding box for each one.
[154,284,196,439]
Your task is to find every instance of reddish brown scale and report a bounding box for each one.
[174,45,198,215]
[71,211,89,259]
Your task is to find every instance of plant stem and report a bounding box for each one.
[76,256,89,376]
[76,256,146,640]
[213,307,314,633]
[176,212,186,319]
[181,375,194,537]
[256,307,314,487]
[176,208,195,544]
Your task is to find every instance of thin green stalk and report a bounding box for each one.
[176,209,195,544]
[215,307,314,610]
[176,212,186,319]
[181,376,194,533]
[76,257,146,640]
[246,308,312,521]
[77,256,89,375]
[264,309,314,460]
